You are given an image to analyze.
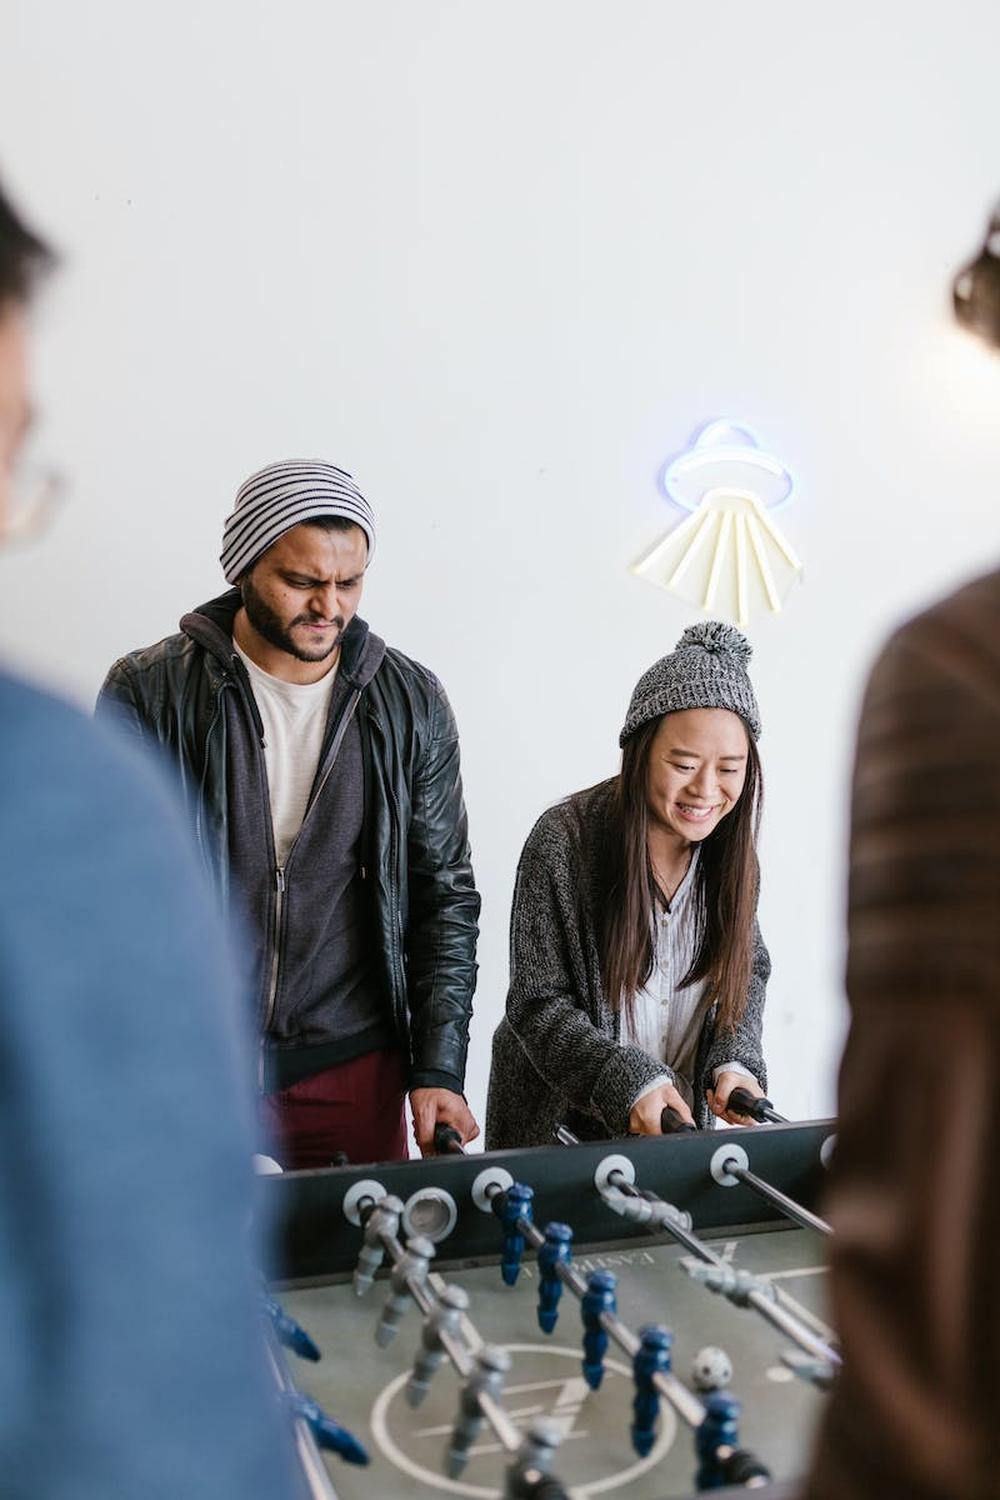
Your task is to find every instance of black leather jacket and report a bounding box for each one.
[97,592,480,1092]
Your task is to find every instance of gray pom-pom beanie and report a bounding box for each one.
[619,621,761,746]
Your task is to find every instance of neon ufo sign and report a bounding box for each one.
[632,420,803,627]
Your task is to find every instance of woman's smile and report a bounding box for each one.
[674,801,720,822]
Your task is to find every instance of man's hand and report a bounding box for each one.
[628,1082,695,1135]
[707,1071,764,1126]
[409,1088,480,1157]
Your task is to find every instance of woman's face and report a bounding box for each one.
[646,708,750,843]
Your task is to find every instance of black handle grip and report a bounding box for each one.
[433,1122,465,1155]
[726,1086,774,1123]
[720,1448,771,1485]
[660,1105,696,1135]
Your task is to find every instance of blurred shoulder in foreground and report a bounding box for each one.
[0,669,300,1499]
[806,566,1000,1500]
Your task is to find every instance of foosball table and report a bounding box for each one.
[258,1104,835,1500]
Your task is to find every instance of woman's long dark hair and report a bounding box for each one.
[595,716,763,1034]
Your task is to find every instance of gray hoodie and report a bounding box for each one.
[182,595,390,1087]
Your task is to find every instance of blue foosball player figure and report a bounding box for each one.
[631,1324,672,1457]
[288,1393,369,1466]
[694,1391,770,1490]
[537,1222,573,1333]
[696,1392,741,1490]
[580,1271,617,1390]
[499,1184,535,1286]
[262,1294,321,1362]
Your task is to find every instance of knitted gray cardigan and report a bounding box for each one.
[485,780,769,1149]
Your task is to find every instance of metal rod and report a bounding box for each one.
[555,1126,828,1237]
[725,1162,833,1237]
[740,1288,838,1365]
[603,1170,840,1370]
[265,1333,342,1500]
[771,1285,835,1342]
[555,1127,838,1370]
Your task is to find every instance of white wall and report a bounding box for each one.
[3,1,1000,1133]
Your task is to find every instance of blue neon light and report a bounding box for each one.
[661,420,797,513]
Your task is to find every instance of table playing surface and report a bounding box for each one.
[282,1221,828,1499]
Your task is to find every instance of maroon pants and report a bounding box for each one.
[261,1048,409,1170]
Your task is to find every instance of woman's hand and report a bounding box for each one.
[628,1082,695,1135]
[707,1071,763,1126]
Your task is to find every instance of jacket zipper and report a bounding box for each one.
[257,863,286,1086]
[194,685,228,893]
[261,688,363,1035]
[366,709,406,1013]
[267,863,286,1018]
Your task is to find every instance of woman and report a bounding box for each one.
[486,621,769,1147]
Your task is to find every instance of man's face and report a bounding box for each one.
[241,522,368,664]
[0,303,30,538]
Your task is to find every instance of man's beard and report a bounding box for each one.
[241,577,344,664]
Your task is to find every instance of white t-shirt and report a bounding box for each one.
[233,642,339,866]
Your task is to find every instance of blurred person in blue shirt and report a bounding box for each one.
[0,179,300,1498]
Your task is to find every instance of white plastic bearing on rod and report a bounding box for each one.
[710,1142,749,1188]
[594,1153,636,1194]
[343,1178,388,1227]
[471,1165,514,1213]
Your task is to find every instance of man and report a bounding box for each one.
[0,183,298,1496]
[98,461,481,1165]
[805,570,1000,1499]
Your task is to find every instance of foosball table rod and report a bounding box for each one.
[602,1158,839,1376]
[709,1143,833,1238]
[554,1133,840,1379]
[645,1101,834,1238]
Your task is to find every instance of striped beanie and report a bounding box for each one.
[220,460,376,583]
